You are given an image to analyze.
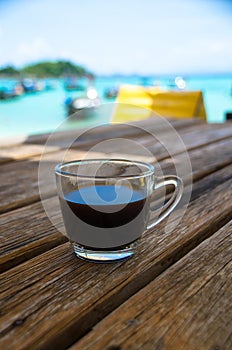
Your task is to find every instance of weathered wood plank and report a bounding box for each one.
[70,220,232,350]
[161,136,232,183]
[0,121,232,214]
[0,165,232,350]
[22,118,205,146]
[144,122,232,161]
[72,122,232,164]
[0,159,41,213]
[0,119,230,164]
[0,117,200,167]
[1,138,232,272]
[0,118,198,162]
[0,145,60,164]
[0,149,87,214]
[0,157,13,165]
[0,198,67,273]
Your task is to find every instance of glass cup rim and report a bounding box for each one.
[55,158,154,180]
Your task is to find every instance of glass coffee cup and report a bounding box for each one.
[55,159,183,262]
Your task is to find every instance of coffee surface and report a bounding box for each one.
[60,185,149,249]
[64,185,145,228]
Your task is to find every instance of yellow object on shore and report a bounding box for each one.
[111,85,207,123]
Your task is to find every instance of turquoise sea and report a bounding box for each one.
[0,75,232,139]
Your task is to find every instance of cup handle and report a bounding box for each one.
[147,175,184,230]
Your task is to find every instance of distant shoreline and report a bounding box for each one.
[1,73,232,80]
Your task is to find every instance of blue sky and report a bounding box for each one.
[0,0,232,75]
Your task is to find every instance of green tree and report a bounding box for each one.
[21,60,91,77]
[0,65,19,75]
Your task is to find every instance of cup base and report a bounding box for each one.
[71,241,138,263]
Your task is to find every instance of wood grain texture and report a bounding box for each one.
[144,122,232,161]
[0,157,13,165]
[1,120,232,350]
[22,118,205,146]
[73,123,232,164]
[0,120,231,163]
[0,137,232,272]
[0,116,194,165]
[0,149,86,214]
[0,198,67,273]
[1,122,232,214]
[0,164,232,350]
[70,220,232,350]
[0,145,60,164]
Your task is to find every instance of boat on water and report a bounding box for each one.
[0,89,18,100]
[104,87,118,99]
[20,78,55,93]
[0,78,55,100]
[111,84,207,123]
[63,77,85,92]
[166,76,187,90]
[0,82,24,100]
[20,78,41,93]
[225,111,232,121]
[65,86,100,117]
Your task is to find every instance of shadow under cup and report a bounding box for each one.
[55,159,183,262]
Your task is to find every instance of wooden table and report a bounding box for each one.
[0,118,232,350]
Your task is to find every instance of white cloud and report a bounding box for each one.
[16,37,54,64]
[207,40,228,54]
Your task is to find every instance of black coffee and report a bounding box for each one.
[59,185,149,249]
